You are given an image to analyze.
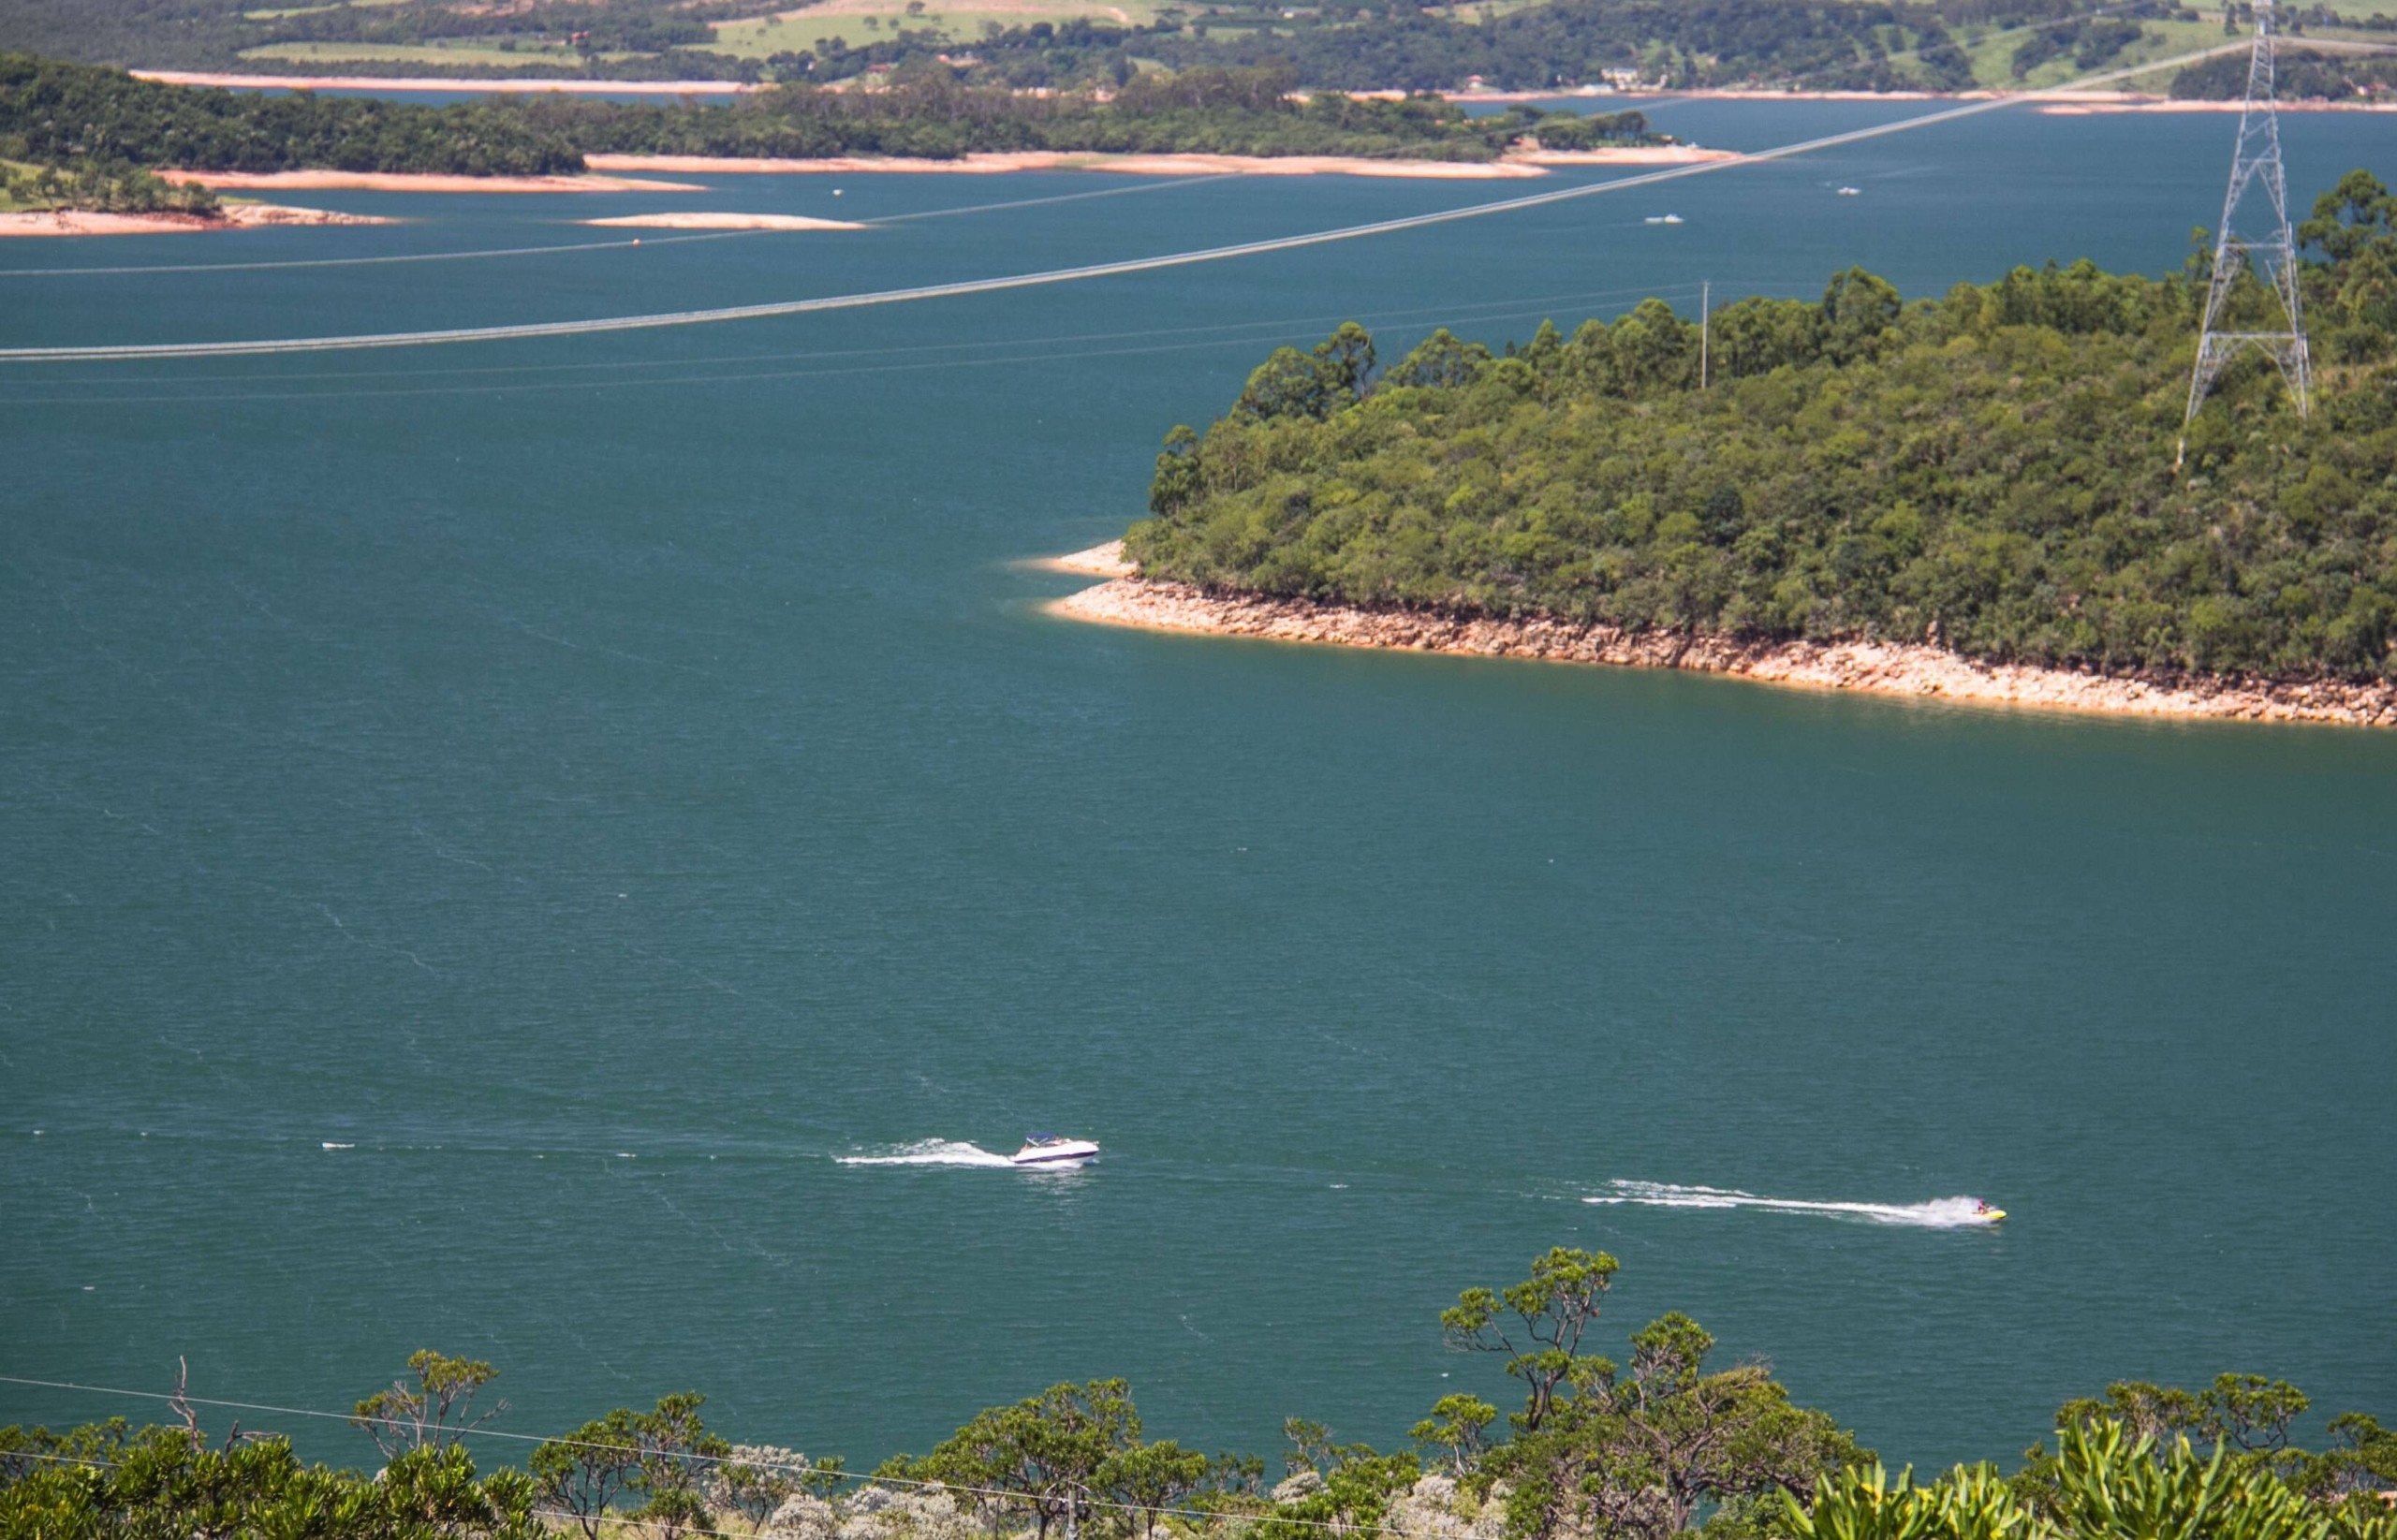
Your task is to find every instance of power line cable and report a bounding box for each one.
[0,175,1228,281]
[0,42,2242,367]
[869,172,1236,223]
[0,299,1676,406]
[7,284,1733,407]
[0,228,762,281]
[14,277,1710,390]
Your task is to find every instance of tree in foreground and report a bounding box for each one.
[0,1419,539,1539]
[881,1379,1143,1540]
[352,1349,506,1460]
[530,1391,730,1540]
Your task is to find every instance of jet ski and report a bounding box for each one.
[1011,1134,1100,1168]
[1970,1199,2007,1224]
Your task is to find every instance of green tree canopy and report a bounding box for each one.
[1125,177,2397,685]
[882,1379,1144,1540]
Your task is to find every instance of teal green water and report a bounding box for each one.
[3,103,2392,1474]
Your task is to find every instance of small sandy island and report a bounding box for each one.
[0,203,392,237]
[586,145,1736,180]
[1045,543,2397,728]
[582,211,867,230]
[167,169,704,194]
[1024,542,1141,576]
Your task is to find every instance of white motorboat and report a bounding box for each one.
[1836,185,1862,197]
[1011,1134,1100,1168]
[1643,213,1684,225]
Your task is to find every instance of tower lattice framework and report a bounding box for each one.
[2182,0,2310,457]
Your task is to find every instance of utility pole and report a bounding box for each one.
[1699,280,1710,389]
[2180,0,2309,467]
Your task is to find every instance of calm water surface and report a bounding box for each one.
[2,103,2392,1472]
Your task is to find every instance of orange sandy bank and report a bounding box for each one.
[1438,85,2397,110]
[1046,545,2397,729]
[133,70,759,95]
[2037,96,2397,114]
[587,145,1736,180]
[581,211,866,230]
[1024,544,1141,576]
[0,203,392,237]
[167,169,703,194]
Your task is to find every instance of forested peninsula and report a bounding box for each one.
[1065,171,2397,727]
[0,53,1654,196]
[7,1249,2396,1539]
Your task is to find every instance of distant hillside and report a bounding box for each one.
[1,0,2328,93]
[2170,37,2397,99]
[0,53,1656,179]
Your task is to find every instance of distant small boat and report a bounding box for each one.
[1643,213,1684,225]
[1835,185,1862,196]
[1011,1134,1100,1168]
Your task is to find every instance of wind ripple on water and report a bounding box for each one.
[1584,1181,2000,1228]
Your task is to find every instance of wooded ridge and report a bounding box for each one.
[1123,172,2397,687]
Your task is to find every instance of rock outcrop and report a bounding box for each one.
[1048,559,2397,729]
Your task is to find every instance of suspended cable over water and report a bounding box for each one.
[0,176,1229,280]
[0,46,2239,365]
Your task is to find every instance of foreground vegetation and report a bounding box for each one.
[3,1250,2393,1539]
[1124,171,2397,685]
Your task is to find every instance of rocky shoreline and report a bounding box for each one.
[1047,545,2397,729]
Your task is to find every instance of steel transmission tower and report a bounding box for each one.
[2181,0,2310,463]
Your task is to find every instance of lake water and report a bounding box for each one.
[3,101,2392,1476]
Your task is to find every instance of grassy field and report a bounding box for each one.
[241,0,412,17]
[1951,15,2228,89]
[235,38,625,66]
[1415,0,1554,26]
[0,157,44,212]
[705,0,1172,58]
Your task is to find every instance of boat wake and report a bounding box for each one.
[1584,1181,1999,1228]
[833,1139,1016,1168]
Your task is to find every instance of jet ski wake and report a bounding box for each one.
[1585,1181,2005,1226]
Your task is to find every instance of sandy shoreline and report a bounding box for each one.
[2037,97,2397,113]
[0,203,392,237]
[1045,545,2397,728]
[125,71,2397,112]
[1024,544,1142,576]
[586,145,1735,180]
[165,169,703,193]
